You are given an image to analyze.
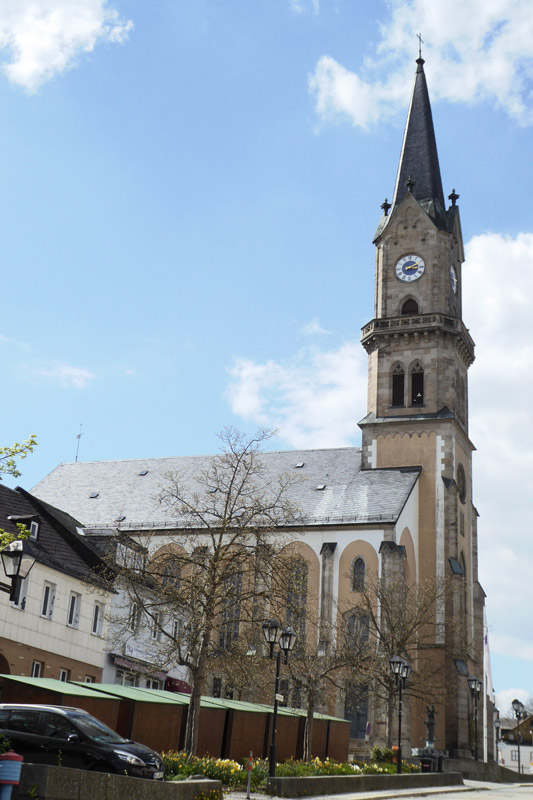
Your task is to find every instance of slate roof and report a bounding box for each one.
[391,57,446,225]
[0,484,111,588]
[31,447,420,531]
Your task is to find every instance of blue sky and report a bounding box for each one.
[1,0,533,710]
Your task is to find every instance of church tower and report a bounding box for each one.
[359,56,485,757]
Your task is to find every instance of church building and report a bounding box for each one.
[31,57,489,760]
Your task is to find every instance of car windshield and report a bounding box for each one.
[70,713,129,744]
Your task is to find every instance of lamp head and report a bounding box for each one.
[279,626,297,654]
[262,619,280,645]
[512,698,524,718]
[1,539,36,580]
[389,655,405,676]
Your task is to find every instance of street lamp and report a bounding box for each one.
[512,698,524,775]
[262,620,297,777]
[0,540,36,601]
[467,676,482,761]
[389,655,411,774]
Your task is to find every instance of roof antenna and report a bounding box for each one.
[75,423,84,463]
[417,32,424,60]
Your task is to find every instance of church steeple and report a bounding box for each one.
[391,58,446,229]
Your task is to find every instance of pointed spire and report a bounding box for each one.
[391,57,446,227]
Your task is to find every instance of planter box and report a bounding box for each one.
[266,771,464,797]
[12,764,222,800]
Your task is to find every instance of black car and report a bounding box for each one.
[0,704,165,780]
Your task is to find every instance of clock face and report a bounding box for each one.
[395,254,425,282]
[450,264,458,294]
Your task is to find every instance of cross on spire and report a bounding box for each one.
[417,33,424,60]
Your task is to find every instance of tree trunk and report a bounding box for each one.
[303,691,315,761]
[386,688,395,749]
[184,669,204,755]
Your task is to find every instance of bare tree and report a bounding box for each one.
[353,574,453,748]
[112,427,300,755]
[286,604,371,760]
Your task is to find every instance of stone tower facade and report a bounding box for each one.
[359,57,485,757]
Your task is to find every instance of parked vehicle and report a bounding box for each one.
[0,704,164,780]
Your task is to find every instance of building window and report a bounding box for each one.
[92,602,104,636]
[31,660,43,678]
[128,603,139,632]
[411,362,424,406]
[58,668,70,682]
[286,559,308,642]
[401,298,418,315]
[457,464,466,503]
[30,521,39,540]
[391,364,405,407]
[11,576,29,610]
[145,678,160,690]
[219,571,242,650]
[84,676,96,683]
[347,612,370,643]
[150,612,162,641]
[212,677,222,698]
[352,558,365,591]
[511,750,518,761]
[41,582,56,620]
[67,592,81,628]
[115,669,138,687]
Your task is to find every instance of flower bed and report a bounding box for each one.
[161,752,419,787]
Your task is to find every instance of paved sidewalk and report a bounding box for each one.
[224,784,473,800]
[224,778,533,800]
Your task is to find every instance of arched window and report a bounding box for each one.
[347,612,370,642]
[411,362,424,406]
[456,464,466,503]
[401,298,418,315]
[352,557,365,591]
[286,559,308,641]
[219,570,242,650]
[391,364,405,407]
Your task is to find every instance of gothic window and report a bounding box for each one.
[411,362,424,406]
[346,612,370,643]
[219,570,242,650]
[286,559,308,642]
[352,557,365,591]
[391,364,405,407]
[344,684,368,739]
[457,464,466,504]
[401,298,418,315]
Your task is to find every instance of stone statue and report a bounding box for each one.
[425,705,436,749]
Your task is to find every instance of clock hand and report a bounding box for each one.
[404,264,418,271]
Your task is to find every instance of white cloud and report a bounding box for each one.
[226,230,533,690]
[290,0,319,14]
[35,363,95,388]
[226,342,367,449]
[464,232,533,673]
[496,689,532,716]
[0,0,133,92]
[309,0,533,127]
[301,317,330,336]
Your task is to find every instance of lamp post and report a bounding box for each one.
[467,676,482,761]
[262,620,297,778]
[512,698,524,775]
[389,655,411,775]
[494,715,501,764]
[0,540,36,601]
